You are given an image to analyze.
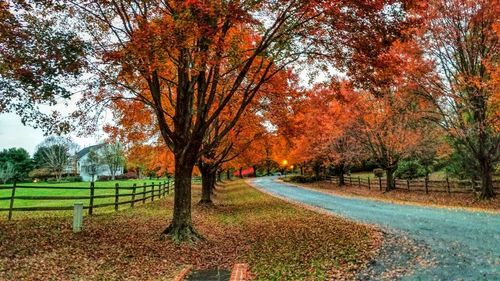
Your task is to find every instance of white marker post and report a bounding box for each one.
[73,202,84,233]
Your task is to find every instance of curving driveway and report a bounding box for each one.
[249,177,500,280]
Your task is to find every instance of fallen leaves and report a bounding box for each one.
[0,180,380,280]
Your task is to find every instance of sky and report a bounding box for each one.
[0,112,99,156]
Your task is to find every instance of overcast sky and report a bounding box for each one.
[0,113,100,156]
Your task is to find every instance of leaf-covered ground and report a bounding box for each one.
[0,180,379,280]
[299,181,500,211]
[251,177,500,280]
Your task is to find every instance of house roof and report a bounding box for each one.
[76,144,105,159]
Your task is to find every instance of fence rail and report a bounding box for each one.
[324,175,500,194]
[0,178,174,220]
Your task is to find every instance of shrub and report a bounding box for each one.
[288,175,322,183]
[116,171,138,180]
[64,176,83,182]
[395,160,426,179]
[98,175,111,181]
[28,168,51,179]
[373,168,384,178]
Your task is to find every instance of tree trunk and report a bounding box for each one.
[199,166,214,205]
[162,158,201,242]
[211,172,217,192]
[300,166,303,175]
[338,164,345,186]
[385,167,395,192]
[227,169,231,180]
[253,165,257,177]
[217,170,222,182]
[339,172,345,186]
[479,160,495,199]
[239,167,243,178]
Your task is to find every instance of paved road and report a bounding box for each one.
[250,177,500,280]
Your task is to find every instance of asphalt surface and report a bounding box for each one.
[249,177,500,280]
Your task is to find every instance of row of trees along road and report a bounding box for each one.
[1,0,497,241]
[283,0,499,199]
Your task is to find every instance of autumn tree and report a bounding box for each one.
[419,0,499,199]
[64,0,328,241]
[287,82,365,184]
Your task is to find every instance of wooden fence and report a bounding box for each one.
[0,178,174,220]
[324,175,500,194]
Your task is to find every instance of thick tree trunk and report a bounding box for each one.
[479,160,495,199]
[385,167,395,192]
[162,158,201,242]
[217,170,222,182]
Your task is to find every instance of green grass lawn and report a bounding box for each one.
[0,178,201,218]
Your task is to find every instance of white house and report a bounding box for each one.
[76,144,124,182]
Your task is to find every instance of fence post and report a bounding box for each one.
[167,178,170,194]
[407,179,410,191]
[349,176,352,186]
[131,184,137,208]
[379,177,382,191]
[368,177,371,190]
[163,181,167,196]
[89,182,95,215]
[8,182,16,220]
[151,183,155,202]
[114,183,119,211]
[446,177,450,194]
[73,202,84,233]
[424,177,429,194]
[358,177,361,188]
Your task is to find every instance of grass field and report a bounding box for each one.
[0,178,201,218]
[0,179,379,280]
